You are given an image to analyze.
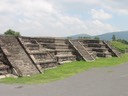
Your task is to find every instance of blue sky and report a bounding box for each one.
[0,0,128,37]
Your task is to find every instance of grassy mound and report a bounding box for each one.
[111,41,128,53]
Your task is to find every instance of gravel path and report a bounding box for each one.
[1,63,128,96]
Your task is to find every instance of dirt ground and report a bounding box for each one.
[1,63,128,96]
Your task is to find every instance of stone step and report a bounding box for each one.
[0,36,40,77]
[0,61,9,75]
[69,40,95,61]
[103,41,120,57]
[35,59,56,64]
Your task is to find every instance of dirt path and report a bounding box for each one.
[1,63,128,96]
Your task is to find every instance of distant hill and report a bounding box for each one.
[68,34,91,39]
[97,31,128,40]
[68,31,128,41]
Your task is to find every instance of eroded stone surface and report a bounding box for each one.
[0,36,120,77]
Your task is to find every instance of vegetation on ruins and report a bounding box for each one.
[4,29,21,37]
[116,39,128,44]
[0,53,128,84]
[78,36,91,39]
[111,41,128,53]
[94,36,100,40]
[0,35,127,84]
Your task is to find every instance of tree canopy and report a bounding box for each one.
[112,35,116,41]
[4,29,21,37]
[94,36,100,40]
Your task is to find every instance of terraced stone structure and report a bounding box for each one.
[0,36,120,78]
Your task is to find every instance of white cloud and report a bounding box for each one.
[0,0,120,37]
[89,20,117,35]
[0,0,88,36]
[118,9,128,15]
[92,20,105,27]
[100,0,128,15]
[0,0,60,36]
[58,0,100,4]
[104,6,128,15]
[91,9,112,20]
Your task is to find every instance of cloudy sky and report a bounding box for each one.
[0,0,128,37]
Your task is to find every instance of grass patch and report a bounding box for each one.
[111,41,128,53]
[0,54,128,84]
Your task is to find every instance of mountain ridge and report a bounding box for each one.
[68,31,128,40]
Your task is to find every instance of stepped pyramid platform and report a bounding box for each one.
[0,61,10,75]
[0,36,120,77]
[18,37,57,71]
[0,36,40,77]
[79,39,117,58]
[53,38,76,64]
[69,40,95,61]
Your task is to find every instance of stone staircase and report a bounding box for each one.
[69,40,95,61]
[0,36,121,78]
[0,36,40,77]
[18,37,57,70]
[0,61,9,75]
[103,41,120,57]
[0,46,11,76]
[54,39,76,64]
[80,39,113,58]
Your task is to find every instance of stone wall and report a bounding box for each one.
[18,37,57,71]
[79,39,113,58]
[0,36,40,77]
[0,36,120,77]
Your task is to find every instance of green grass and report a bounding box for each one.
[1,54,128,84]
[111,41,128,53]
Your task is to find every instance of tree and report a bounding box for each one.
[4,29,21,37]
[94,36,100,40]
[78,36,82,39]
[112,35,116,41]
[67,37,72,39]
[83,37,91,39]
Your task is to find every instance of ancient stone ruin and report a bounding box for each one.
[0,36,120,78]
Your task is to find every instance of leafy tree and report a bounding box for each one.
[112,35,116,41]
[78,36,83,39]
[4,29,21,37]
[94,36,100,40]
[67,37,72,39]
[83,37,91,39]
